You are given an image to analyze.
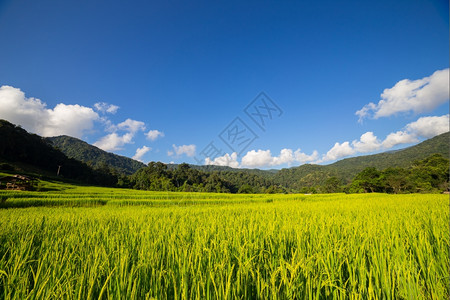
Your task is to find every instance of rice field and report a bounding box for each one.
[0,183,448,299]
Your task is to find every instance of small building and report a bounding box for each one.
[0,175,37,191]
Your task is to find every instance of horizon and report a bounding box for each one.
[0,0,448,169]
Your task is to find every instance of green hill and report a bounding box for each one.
[328,131,449,176]
[274,132,449,189]
[1,118,448,192]
[0,120,117,186]
[47,136,146,175]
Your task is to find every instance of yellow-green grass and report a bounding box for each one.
[0,185,448,299]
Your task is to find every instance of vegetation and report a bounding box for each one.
[47,135,146,175]
[130,162,279,193]
[273,131,449,188]
[0,120,117,186]
[0,121,448,298]
[129,154,449,194]
[1,119,448,194]
[0,183,448,299]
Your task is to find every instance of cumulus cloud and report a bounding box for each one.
[168,144,196,157]
[94,102,119,114]
[205,113,448,168]
[116,118,146,133]
[94,132,134,151]
[352,132,381,153]
[405,114,449,138]
[321,132,384,162]
[132,146,151,162]
[381,131,418,149]
[205,152,240,168]
[320,114,449,162]
[94,118,146,151]
[0,85,164,156]
[381,114,449,148]
[204,148,318,168]
[356,69,449,121]
[321,142,355,162]
[241,150,274,168]
[240,148,319,168]
[0,85,99,138]
[146,129,164,141]
[294,149,319,164]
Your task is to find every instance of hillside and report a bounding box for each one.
[1,118,448,191]
[47,136,146,175]
[274,132,449,188]
[0,119,117,186]
[328,132,449,176]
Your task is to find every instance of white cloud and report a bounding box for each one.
[0,85,164,156]
[204,113,448,168]
[241,150,274,168]
[352,132,381,153]
[132,146,151,162]
[381,131,418,149]
[146,129,164,141]
[168,144,196,157]
[381,114,449,149]
[321,142,355,162]
[0,85,99,138]
[94,102,119,114]
[321,114,449,162]
[94,118,146,151]
[93,132,134,151]
[205,152,240,168]
[356,69,449,121]
[405,114,449,138]
[240,148,319,168]
[319,136,382,163]
[272,149,295,166]
[294,149,319,164]
[117,118,146,133]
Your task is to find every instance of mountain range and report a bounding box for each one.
[1,119,448,189]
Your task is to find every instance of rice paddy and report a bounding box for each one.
[0,182,448,299]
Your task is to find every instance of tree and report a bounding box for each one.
[238,184,254,194]
[323,176,342,193]
[407,154,449,193]
[380,167,410,193]
[349,167,382,193]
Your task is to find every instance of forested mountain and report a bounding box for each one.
[273,132,449,189]
[0,120,117,186]
[1,118,448,193]
[47,135,146,175]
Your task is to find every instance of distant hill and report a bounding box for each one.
[2,118,448,191]
[47,136,146,175]
[0,120,117,186]
[170,133,449,189]
[274,132,449,189]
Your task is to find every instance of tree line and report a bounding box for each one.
[125,153,449,194]
[1,119,447,194]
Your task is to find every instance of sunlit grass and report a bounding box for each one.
[0,185,448,299]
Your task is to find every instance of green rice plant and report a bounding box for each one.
[0,191,448,299]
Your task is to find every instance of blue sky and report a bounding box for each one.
[0,0,448,168]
